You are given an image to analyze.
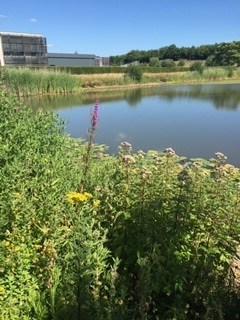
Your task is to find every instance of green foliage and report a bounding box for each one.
[161,59,176,68]
[110,42,227,65]
[178,59,186,67]
[149,57,160,67]
[206,42,240,67]
[190,62,204,74]
[1,91,240,319]
[125,65,143,82]
[54,65,189,74]
[227,67,234,78]
[0,68,82,96]
[110,41,240,69]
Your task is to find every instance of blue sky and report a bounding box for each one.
[0,0,239,56]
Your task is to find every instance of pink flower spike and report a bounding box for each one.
[91,100,99,130]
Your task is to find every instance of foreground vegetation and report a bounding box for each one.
[1,91,240,319]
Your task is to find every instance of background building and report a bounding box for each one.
[0,32,48,67]
[95,56,110,67]
[0,31,110,68]
[48,53,96,67]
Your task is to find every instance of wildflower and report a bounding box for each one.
[66,192,93,204]
[218,164,238,177]
[137,150,146,159]
[141,169,152,180]
[215,152,227,162]
[120,141,132,149]
[119,141,132,153]
[122,155,136,165]
[0,286,5,295]
[93,199,101,209]
[91,100,99,130]
[164,147,176,156]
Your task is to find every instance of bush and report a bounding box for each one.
[178,59,185,67]
[161,59,176,68]
[125,65,143,82]
[190,62,204,74]
[227,67,234,78]
[149,57,160,67]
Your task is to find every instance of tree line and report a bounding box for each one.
[110,41,240,67]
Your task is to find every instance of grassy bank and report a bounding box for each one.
[79,67,240,89]
[1,66,240,97]
[1,91,240,319]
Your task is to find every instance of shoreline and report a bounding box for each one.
[6,78,240,98]
[83,78,240,93]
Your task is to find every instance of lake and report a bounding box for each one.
[26,83,240,165]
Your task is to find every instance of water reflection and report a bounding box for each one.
[24,83,240,165]
[25,83,240,111]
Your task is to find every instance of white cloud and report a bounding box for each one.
[47,43,54,48]
[29,18,38,23]
[0,14,7,19]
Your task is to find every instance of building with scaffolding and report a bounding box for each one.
[0,32,48,67]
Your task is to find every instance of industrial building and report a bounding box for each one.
[48,52,96,67]
[95,56,110,67]
[0,32,48,66]
[0,31,109,68]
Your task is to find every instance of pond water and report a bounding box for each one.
[26,83,240,165]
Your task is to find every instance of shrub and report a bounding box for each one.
[149,57,160,67]
[227,67,234,78]
[190,62,204,74]
[178,59,185,67]
[161,59,176,68]
[125,65,143,82]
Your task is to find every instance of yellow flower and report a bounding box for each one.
[93,199,101,209]
[66,192,93,204]
[0,286,5,295]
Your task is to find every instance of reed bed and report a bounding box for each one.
[1,67,240,97]
[0,68,82,96]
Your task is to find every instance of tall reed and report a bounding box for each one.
[0,67,82,96]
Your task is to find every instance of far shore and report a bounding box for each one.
[83,78,240,93]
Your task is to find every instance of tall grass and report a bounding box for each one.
[1,67,240,97]
[1,90,240,319]
[0,68,82,96]
[144,67,240,84]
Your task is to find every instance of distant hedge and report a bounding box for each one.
[48,66,190,74]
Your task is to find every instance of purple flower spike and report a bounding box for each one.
[91,100,99,130]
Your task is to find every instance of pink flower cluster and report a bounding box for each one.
[91,100,99,130]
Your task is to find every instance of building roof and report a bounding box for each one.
[48,53,96,59]
[0,31,45,38]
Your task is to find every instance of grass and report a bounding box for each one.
[1,90,240,319]
[1,67,240,97]
[0,67,82,96]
